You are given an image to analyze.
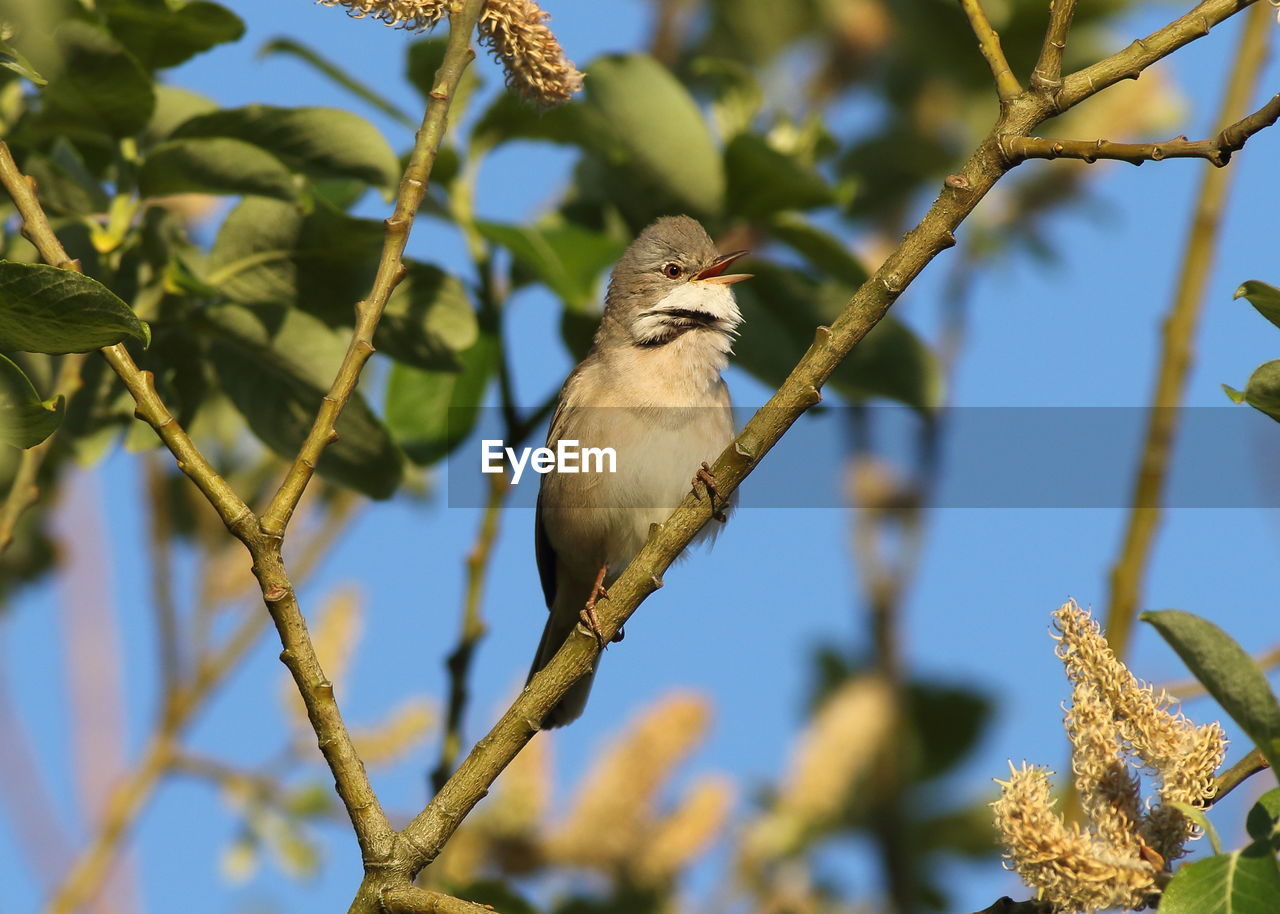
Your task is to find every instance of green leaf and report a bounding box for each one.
[1167,801,1223,854]
[1223,383,1246,405]
[724,132,833,219]
[690,56,762,140]
[475,220,626,310]
[204,306,403,499]
[1235,281,1280,332]
[1142,609,1280,776]
[733,264,941,411]
[386,332,496,466]
[469,89,594,157]
[380,262,479,371]
[0,33,47,85]
[205,196,384,317]
[22,139,111,216]
[173,105,399,189]
[0,354,63,448]
[583,54,724,217]
[259,37,414,128]
[1246,788,1280,848]
[907,681,992,782]
[103,0,245,70]
[0,262,149,354]
[42,21,155,137]
[139,137,298,199]
[1159,844,1280,914]
[145,85,218,144]
[1243,361,1280,423]
[767,213,868,287]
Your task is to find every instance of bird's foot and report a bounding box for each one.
[579,564,609,650]
[693,462,728,523]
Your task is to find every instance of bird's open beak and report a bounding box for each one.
[694,250,752,285]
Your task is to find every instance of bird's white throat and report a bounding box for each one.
[632,281,743,349]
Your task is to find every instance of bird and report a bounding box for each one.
[528,215,751,727]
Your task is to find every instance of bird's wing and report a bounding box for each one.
[534,486,557,609]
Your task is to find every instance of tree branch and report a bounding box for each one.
[1031,0,1080,91]
[260,0,488,538]
[958,0,1023,101]
[432,469,509,793]
[1210,747,1270,802]
[43,495,356,914]
[1101,1,1271,663]
[380,886,499,914]
[1056,0,1255,112]
[1001,92,1280,166]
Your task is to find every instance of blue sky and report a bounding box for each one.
[3,2,1279,913]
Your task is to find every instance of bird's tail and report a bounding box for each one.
[527,603,597,728]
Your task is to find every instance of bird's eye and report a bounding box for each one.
[661,262,683,279]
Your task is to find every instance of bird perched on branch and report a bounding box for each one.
[528,215,751,727]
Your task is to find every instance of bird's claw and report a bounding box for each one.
[579,565,609,650]
[693,462,727,522]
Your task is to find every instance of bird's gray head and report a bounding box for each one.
[600,215,750,348]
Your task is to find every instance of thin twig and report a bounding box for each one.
[1101,2,1271,664]
[1057,0,1256,111]
[1210,747,1270,802]
[144,453,183,700]
[1002,93,1280,166]
[1031,0,1080,91]
[958,0,1023,101]
[0,353,88,553]
[432,469,509,793]
[260,0,488,538]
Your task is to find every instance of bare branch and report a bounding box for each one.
[1210,747,1270,802]
[959,0,1023,101]
[260,0,489,538]
[432,470,508,793]
[380,886,499,914]
[1002,92,1280,166]
[1057,0,1257,112]
[1031,0,1080,91]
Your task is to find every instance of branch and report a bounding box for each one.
[1101,1,1271,663]
[1031,0,1080,91]
[1056,0,1256,112]
[1001,93,1280,166]
[970,900,1052,914]
[43,494,357,914]
[380,886,499,914]
[0,353,87,553]
[260,0,488,538]
[1210,747,1270,802]
[959,0,1023,101]
[144,453,183,699]
[432,469,508,793]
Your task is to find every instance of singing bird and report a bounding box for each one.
[528,215,750,727]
